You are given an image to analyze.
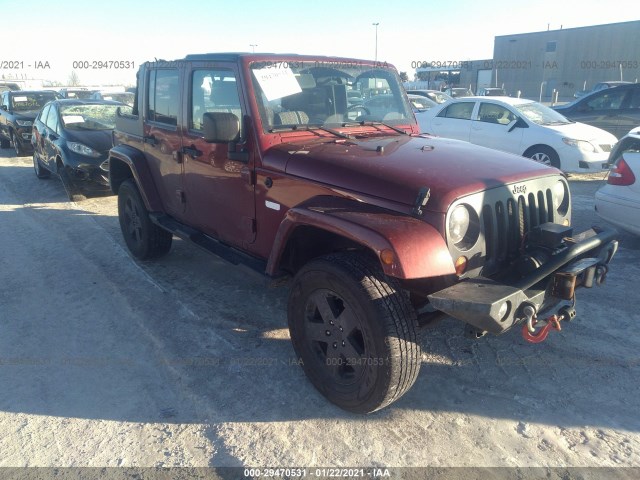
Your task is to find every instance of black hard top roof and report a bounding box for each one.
[151,52,379,64]
[52,99,125,106]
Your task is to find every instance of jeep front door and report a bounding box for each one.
[181,64,255,247]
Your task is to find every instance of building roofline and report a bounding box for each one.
[495,20,640,39]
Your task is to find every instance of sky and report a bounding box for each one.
[1,0,637,87]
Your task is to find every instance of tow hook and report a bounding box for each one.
[521,304,577,344]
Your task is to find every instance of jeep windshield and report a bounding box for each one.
[11,92,58,112]
[60,104,132,130]
[250,61,413,131]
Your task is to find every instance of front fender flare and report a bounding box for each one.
[266,198,455,280]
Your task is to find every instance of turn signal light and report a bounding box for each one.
[455,256,468,275]
[380,249,395,265]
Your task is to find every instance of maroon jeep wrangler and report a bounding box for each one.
[108,54,618,413]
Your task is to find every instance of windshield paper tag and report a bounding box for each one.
[252,67,302,101]
[62,115,85,124]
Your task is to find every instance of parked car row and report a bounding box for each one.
[0,90,59,155]
[416,96,617,172]
[406,89,453,104]
[0,88,132,200]
[31,99,130,199]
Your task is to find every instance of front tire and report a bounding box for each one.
[11,131,24,156]
[57,162,84,201]
[525,145,561,169]
[118,179,172,260]
[288,253,421,413]
[33,153,50,179]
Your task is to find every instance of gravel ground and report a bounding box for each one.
[0,151,638,476]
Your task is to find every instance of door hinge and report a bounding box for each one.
[241,168,256,185]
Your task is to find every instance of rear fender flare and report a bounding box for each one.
[108,145,163,212]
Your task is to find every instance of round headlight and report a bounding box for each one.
[553,180,569,216]
[448,204,480,250]
[449,205,470,245]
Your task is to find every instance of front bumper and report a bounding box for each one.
[559,145,611,172]
[428,226,618,334]
[62,153,111,192]
[15,127,34,152]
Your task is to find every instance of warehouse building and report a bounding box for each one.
[412,21,640,102]
[492,20,640,101]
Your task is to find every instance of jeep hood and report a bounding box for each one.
[263,135,558,212]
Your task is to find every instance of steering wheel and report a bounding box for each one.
[347,104,371,116]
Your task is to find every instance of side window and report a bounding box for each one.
[148,69,179,126]
[45,105,60,134]
[2,93,9,109]
[628,88,640,109]
[438,102,474,120]
[586,89,627,111]
[190,68,242,136]
[478,103,516,125]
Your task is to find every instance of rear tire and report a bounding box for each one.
[288,253,421,413]
[118,179,172,260]
[525,145,561,169]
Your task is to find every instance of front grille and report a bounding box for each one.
[482,188,554,266]
[445,176,570,279]
[600,144,612,152]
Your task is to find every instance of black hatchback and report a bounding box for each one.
[31,99,131,199]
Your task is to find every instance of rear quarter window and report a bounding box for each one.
[438,102,474,120]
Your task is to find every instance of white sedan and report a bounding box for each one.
[417,96,617,172]
[595,127,640,235]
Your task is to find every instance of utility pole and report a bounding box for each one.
[372,23,379,62]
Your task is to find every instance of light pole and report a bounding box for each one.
[372,23,379,62]
[250,44,257,53]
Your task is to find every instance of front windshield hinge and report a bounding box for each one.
[412,187,431,217]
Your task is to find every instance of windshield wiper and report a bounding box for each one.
[268,124,354,139]
[307,124,354,139]
[340,121,409,135]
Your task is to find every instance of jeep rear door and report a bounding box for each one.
[180,62,256,247]
[144,68,185,218]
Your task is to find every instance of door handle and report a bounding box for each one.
[181,146,202,158]
[143,135,158,146]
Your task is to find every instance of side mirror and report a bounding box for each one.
[508,117,528,132]
[203,112,240,143]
